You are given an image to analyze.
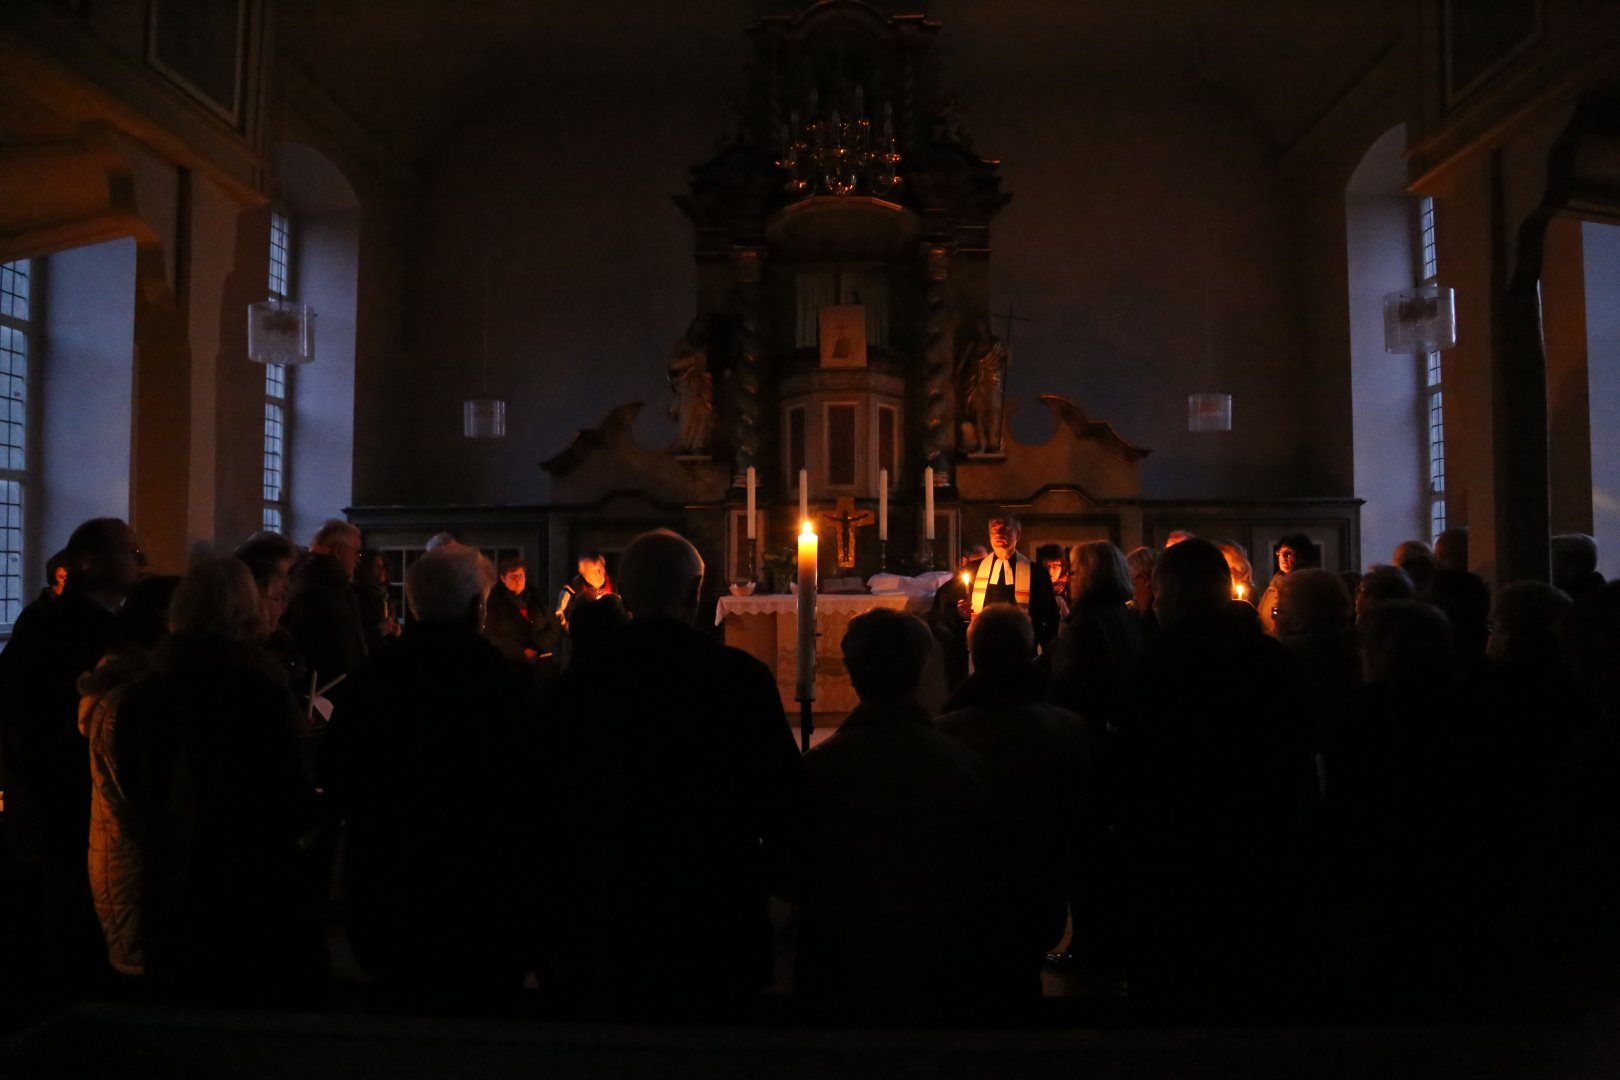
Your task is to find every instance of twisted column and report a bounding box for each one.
[730,245,766,482]
[918,243,955,485]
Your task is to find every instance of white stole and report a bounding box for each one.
[970,551,1031,615]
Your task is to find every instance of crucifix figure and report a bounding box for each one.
[819,495,875,569]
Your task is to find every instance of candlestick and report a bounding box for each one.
[796,520,818,707]
[924,466,935,540]
[745,467,756,540]
[799,468,809,524]
[878,468,888,541]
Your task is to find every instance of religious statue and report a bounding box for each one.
[668,317,714,456]
[958,317,1008,454]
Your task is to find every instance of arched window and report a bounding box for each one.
[263,208,293,534]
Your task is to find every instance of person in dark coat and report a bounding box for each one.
[1043,540,1143,976]
[1049,541,1144,727]
[937,604,1092,1002]
[483,554,563,664]
[0,517,146,991]
[542,529,803,1020]
[116,558,327,1006]
[797,608,992,1021]
[284,518,368,691]
[330,544,534,1001]
[1119,538,1318,1016]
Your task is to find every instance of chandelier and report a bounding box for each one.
[777,86,901,198]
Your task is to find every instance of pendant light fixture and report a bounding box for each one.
[1187,217,1232,433]
[463,204,507,439]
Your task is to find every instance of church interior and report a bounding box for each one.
[3,0,1620,1073]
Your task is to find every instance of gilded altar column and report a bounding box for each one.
[918,243,956,486]
[730,245,766,483]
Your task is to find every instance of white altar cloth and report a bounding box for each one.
[715,592,940,715]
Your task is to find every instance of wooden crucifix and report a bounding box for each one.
[819,495,875,568]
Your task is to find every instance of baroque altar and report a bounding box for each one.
[536,0,1157,598]
[350,2,1364,695]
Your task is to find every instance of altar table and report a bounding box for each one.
[715,592,948,716]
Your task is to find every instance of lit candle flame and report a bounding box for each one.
[800,520,813,538]
[961,570,971,587]
[1235,583,1246,600]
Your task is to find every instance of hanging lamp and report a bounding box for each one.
[463,227,506,439]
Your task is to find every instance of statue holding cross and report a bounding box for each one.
[819,495,875,569]
[957,302,1029,454]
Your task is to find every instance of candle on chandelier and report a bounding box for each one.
[924,466,935,540]
[745,467,756,540]
[796,520,817,703]
[878,468,888,540]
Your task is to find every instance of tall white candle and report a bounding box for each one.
[799,468,809,524]
[924,466,935,540]
[796,520,817,702]
[878,468,888,540]
[745,467,756,539]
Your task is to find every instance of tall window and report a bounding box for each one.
[1419,196,1446,540]
[0,261,33,626]
[263,210,291,534]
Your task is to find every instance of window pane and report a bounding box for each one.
[1,261,29,321]
[1420,197,1437,281]
[263,505,282,534]
[264,401,284,503]
[269,212,290,298]
[0,478,22,624]
[265,362,285,400]
[0,326,26,472]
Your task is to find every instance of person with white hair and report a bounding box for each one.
[285,518,368,689]
[330,542,534,999]
[543,528,803,1019]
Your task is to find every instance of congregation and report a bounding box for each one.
[1,513,1618,1028]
